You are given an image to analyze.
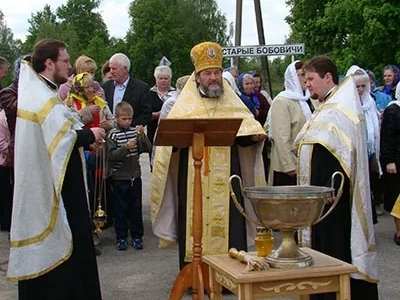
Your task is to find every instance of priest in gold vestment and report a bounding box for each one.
[151,42,266,269]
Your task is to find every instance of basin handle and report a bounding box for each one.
[313,171,345,225]
[229,175,263,226]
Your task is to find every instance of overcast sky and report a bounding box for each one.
[3,0,291,45]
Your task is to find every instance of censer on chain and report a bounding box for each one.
[93,139,108,233]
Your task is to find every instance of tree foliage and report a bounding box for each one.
[126,0,230,85]
[21,5,58,53]
[286,0,400,78]
[57,0,109,49]
[20,0,109,71]
[0,11,21,85]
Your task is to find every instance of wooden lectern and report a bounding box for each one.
[154,118,243,300]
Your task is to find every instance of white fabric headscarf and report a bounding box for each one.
[223,71,241,96]
[268,60,312,139]
[346,65,381,170]
[276,60,312,120]
[395,82,400,101]
[387,82,400,109]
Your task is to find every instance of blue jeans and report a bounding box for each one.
[112,178,143,241]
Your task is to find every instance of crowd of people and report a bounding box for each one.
[0,37,398,299]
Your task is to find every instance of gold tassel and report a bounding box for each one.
[228,248,269,271]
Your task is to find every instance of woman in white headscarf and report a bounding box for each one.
[381,81,400,245]
[223,71,241,96]
[346,65,381,224]
[268,60,313,186]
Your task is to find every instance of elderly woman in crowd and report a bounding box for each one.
[59,55,105,100]
[223,70,258,116]
[238,73,260,117]
[66,72,113,130]
[145,65,176,167]
[379,65,400,100]
[238,73,270,126]
[346,66,381,224]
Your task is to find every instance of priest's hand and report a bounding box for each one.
[90,143,104,155]
[387,163,397,174]
[251,133,266,142]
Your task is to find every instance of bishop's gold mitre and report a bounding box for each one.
[190,41,223,73]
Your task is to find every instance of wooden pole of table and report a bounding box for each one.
[169,133,209,300]
[191,133,204,299]
[155,118,242,300]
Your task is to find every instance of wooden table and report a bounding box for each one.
[203,248,357,300]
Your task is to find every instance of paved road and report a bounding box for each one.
[1,156,399,299]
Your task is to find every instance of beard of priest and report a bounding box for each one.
[196,68,224,99]
[150,41,267,270]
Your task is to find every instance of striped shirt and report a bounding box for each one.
[108,128,138,172]
[106,127,151,180]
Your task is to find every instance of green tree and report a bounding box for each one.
[126,0,230,84]
[0,10,21,85]
[21,5,58,53]
[57,0,109,50]
[20,4,80,61]
[22,1,112,70]
[285,0,331,57]
[286,0,400,77]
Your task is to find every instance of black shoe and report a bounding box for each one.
[95,248,102,256]
[116,239,128,251]
[393,234,400,246]
[132,238,143,250]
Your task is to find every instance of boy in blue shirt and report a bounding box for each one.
[107,102,151,250]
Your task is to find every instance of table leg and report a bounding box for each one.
[238,284,252,300]
[298,295,310,300]
[337,274,351,300]
[209,268,222,300]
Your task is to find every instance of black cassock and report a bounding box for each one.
[18,130,102,300]
[177,137,256,269]
[309,144,378,300]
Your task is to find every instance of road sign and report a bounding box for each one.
[159,56,171,66]
[222,43,305,57]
